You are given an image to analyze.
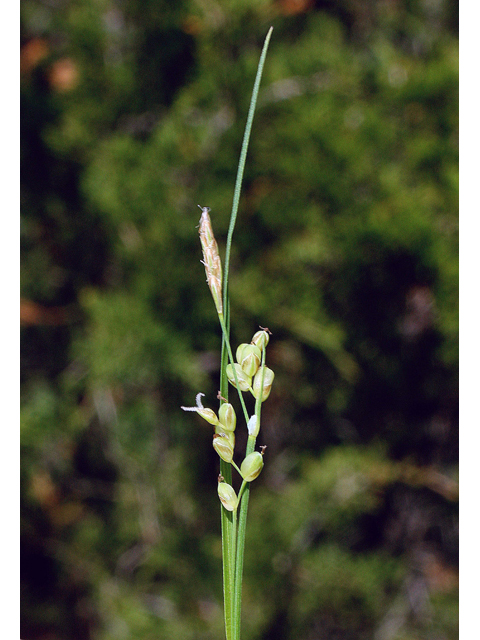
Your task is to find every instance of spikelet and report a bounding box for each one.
[198,205,223,315]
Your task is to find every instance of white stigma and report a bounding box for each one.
[181,392,205,412]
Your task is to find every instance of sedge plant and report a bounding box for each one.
[181,27,273,640]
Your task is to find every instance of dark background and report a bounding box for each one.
[21,1,458,639]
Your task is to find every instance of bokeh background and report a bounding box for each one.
[20,1,458,639]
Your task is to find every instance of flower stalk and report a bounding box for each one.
[181,27,273,640]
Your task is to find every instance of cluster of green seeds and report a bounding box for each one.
[226,330,274,401]
[182,328,274,511]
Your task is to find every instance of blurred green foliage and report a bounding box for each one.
[21,0,458,639]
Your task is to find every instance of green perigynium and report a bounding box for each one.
[213,433,235,463]
[238,343,262,377]
[215,426,235,449]
[218,402,237,432]
[226,363,252,392]
[251,329,270,351]
[217,482,238,511]
[240,451,264,481]
[235,343,250,364]
[252,365,275,401]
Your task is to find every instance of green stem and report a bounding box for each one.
[220,458,235,640]
[236,478,248,505]
[219,27,273,640]
[232,436,255,640]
